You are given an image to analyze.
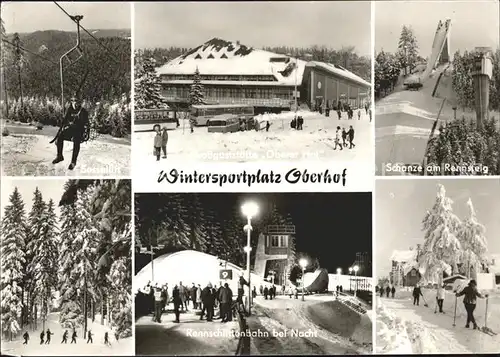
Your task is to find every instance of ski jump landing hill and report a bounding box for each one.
[376,19,455,172]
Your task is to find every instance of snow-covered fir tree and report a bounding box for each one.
[25,187,47,327]
[183,194,208,251]
[189,67,205,105]
[134,56,166,110]
[107,223,132,338]
[58,195,84,328]
[397,25,419,75]
[31,199,58,329]
[72,187,101,332]
[458,198,488,278]
[1,187,27,339]
[419,184,463,282]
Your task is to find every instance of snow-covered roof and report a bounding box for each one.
[157,38,370,88]
[489,253,500,274]
[306,61,371,87]
[390,250,417,263]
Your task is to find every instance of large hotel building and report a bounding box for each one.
[157,38,371,111]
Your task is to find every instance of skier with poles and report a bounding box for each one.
[23,331,29,345]
[455,279,488,330]
[61,330,68,344]
[71,329,77,344]
[45,329,53,344]
[412,283,423,306]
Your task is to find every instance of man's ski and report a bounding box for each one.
[479,327,497,336]
[482,327,497,335]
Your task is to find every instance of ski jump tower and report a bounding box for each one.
[421,19,452,82]
[254,224,295,286]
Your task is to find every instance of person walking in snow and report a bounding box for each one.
[391,286,396,298]
[369,107,372,122]
[334,126,343,150]
[342,128,348,147]
[191,283,198,309]
[161,127,168,159]
[196,284,203,311]
[385,286,391,298]
[412,284,423,305]
[200,283,215,321]
[264,286,269,300]
[153,284,163,323]
[456,279,488,329]
[260,285,264,296]
[45,329,52,344]
[104,331,111,346]
[87,330,93,344]
[436,284,445,313]
[179,282,188,312]
[40,330,45,344]
[337,108,342,120]
[173,284,181,323]
[153,124,162,161]
[23,331,29,345]
[71,329,77,344]
[348,125,355,149]
[219,283,233,323]
[358,109,361,120]
[61,330,68,344]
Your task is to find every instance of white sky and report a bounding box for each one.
[134,1,372,56]
[375,0,499,55]
[2,1,131,33]
[1,179,64,221]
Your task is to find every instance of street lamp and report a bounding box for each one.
[299,258,308,301]
[242,201,259,316]
[349,267,353,292]
[353,265,359,298]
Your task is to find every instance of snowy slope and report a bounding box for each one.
[376,289,500,354]
[0,313,134,356]
[1,134,131,176]
[252,295,372,354]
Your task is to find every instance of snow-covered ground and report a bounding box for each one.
[1,133,131,176]
[133,110,372,164]
[135,304,239,355]
[1,313,134,356]
[248,294,372,355]
[376,288,500,354]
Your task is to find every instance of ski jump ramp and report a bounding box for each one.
[302,268,329,292]
[376,19,454,174]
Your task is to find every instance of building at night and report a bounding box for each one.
[254,225,295,286]
[352,251,372,277]
[156,38,371,111]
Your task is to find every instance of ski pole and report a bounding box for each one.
[484,296,488,329]
[453,295,457,327]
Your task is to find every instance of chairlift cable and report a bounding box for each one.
[53,1,119,64]
[2,38,58,65]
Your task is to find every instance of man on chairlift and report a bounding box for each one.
[52,95,90,170]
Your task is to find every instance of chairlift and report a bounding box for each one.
[50,14,91,144]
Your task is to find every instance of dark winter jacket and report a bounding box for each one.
[342,130,347,139]
[412,287,423,297]
[457,285,483,305]
[348,128,354,140]
[161,128,168,146]
[172,286,181,304]
[191,286,197,301]
[219,286,233,304]
[201,287,215,305]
